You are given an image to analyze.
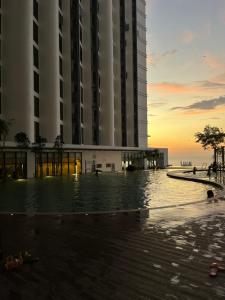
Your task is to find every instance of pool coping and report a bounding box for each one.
[167,169,224,190]
[0,207,150,218]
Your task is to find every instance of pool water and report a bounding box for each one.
[0,170,212,213]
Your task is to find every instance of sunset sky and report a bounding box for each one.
[146,0,225,165]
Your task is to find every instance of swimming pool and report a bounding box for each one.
[0,170,212,213]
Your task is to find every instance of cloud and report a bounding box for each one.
[151,82,194,94]
[181,30,194,44]
[196,80,225,89]
[150,102,166,107]
[171,96,225,111]
[148,49,178,67]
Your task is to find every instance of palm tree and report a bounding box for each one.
[195,125,225,163]
[14,132,30,148]
[0,118,11,147]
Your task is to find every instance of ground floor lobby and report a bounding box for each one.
[0,147,158,179]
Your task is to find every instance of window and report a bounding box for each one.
[33,0,38,21]
[81,127,84,144]
[59,12,63,31]
[59,57,63,76]
[59,34,62,53]
[80,46,82,63]
[106,164,112,168]
[60,79,63,98]
[34,71,39,93]
[60,124,63,140]
[81,107,83,123]
[34,96,39,117]
[0,93,1,114]
[96,164,102,168]
[33,21,38,44]
[33,46,39,68]
[80,86,83,103]
[59,0,62,10]
[34,121,40,142]
[80,27,82,43]
[60,102,63,120]
[80,67,83,83]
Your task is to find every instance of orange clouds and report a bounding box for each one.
[150,82,195,94]
[181,30,194,44]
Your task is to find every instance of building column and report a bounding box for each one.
[39,0,60,143]
[3,0,33,141]
[99,0,114,146]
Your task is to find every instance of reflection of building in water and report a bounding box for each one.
[0,0,165,178]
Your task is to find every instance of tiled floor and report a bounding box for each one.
[0,212,225,300]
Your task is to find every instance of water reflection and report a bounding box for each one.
[0,170,213,214]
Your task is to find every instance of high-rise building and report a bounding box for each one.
[0,0,148,178]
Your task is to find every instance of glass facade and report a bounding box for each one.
[122,151,145,170]
[0,151,27,179]
[35,151,82,177]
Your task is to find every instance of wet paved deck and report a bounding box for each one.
[1,210,225,300]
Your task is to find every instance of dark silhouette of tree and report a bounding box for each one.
[195,125,225,163]
[14,132,30,148]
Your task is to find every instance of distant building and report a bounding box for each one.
[0,0,149,178]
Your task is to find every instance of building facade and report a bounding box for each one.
[0,0,148,178]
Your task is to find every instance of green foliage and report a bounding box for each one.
[195,125,225,150]
[14,132,30,148]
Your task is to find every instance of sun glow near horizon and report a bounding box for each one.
[147,0,225,163]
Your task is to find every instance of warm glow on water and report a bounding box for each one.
[0,170,214,214]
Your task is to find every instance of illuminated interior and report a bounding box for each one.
[0,151,27,179]
[35,152,82,177]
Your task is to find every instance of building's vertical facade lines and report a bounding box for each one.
[62,0,72,144]
[33,0,40,142]
[136,0,147,147]
[0,0,2,118]
[119,0,127,147]
[0,0,147,149]
[70,0,81,145]
[39,0,60,143]
[3,0,33,141]
[125,0,135,147]
[90,0,100,145]
[132,0,138,147]
[58,0,64,141]
[82,0,92,146]
[99,0,114,146]
[112,0,122,146]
